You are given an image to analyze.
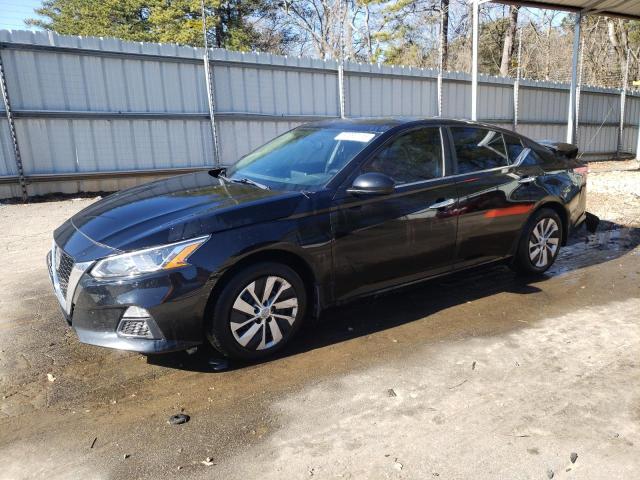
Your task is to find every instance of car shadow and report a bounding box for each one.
[147,219,640,373]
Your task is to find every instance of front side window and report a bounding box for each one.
[362,128,443,184]
[227,127,379,191]
[451,127,509,174]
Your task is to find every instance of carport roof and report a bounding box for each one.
[493,0,640,20]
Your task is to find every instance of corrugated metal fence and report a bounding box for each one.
[1,30,638,199]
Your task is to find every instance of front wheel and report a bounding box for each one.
[206,262,307,360]
[511,208,563,275]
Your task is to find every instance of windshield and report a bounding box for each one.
[226,127,379,191]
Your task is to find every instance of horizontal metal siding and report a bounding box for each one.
[579,91,620,124]
[519,87,568,123]
[344,63,438,118]
[14,118,214,175]
[213,50,339,117]
[517,124,567,143]
[624,95,640,126]
[0,121,16,176]
[577,125,618,154]
[1,29,639,199]
[217,119,302,165]
[442,81,470,118]
[478,83,513,120]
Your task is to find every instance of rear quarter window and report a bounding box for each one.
[450,127,510,174]
[522,143,566,169]
[503,135,525,163]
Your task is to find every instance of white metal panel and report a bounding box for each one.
[0,29,635,199]
[517,123,567,143]
[216,119,302,165]
[14,118,214,175]
[579,91,620,124]
[519,86,568,122]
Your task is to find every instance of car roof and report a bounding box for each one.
[305,117,519,135]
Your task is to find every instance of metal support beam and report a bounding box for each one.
[201,0,220,166]
[337,0,347,118]
[437,1,445,116]
[618,49,629,157]
[636,115,640,159]
[0,49,27,201]
[471,0,480,121]
[338,64,346,119]
[575,37,584,138]
[513,27,522,131]
[566,12,582,144]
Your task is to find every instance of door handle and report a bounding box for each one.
[428,198,455,209]
[518,176,536,184]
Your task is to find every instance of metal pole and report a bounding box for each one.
[618,49,630,157]
[337,0,346,119]
[636,110,640,159]
[201,0,220,166]
[471,0,479,121]
[513,27,522,131]
[566,12,582,144]
[437,2,445,117]
[575,36,584,142]
[0,49,27,201]
[338,65,346,119]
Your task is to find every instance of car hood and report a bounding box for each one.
[61,171,304,255]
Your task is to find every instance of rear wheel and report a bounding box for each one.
[206,262,307,360]
[512,208,562,275]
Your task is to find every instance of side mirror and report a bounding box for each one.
[347,172,395,196]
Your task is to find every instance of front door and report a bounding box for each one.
[331,126,458,302]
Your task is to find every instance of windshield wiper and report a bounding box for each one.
[208,168,270,190]
[229,177,270,190]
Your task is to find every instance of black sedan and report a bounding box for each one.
[48,118,587,359]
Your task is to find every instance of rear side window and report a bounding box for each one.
[363,127,443,184]
[451,127,509,174]
[521,145,562,168]
[520,149,541,166]
[504,135,525,163]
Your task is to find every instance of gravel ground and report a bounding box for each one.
[586,160,640,226]
[0,165,639,480]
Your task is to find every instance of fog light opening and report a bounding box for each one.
[123,305,151,318]
[117,306,155,339]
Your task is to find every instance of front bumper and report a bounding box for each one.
[47,249,210,354]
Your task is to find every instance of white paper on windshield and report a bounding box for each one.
[334,132,375,142]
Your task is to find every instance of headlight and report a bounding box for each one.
[91,236,209,279]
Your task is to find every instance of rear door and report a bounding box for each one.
[449,126,543,268]
[331,126,458,301]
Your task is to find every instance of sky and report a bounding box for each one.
[0,0,43,31]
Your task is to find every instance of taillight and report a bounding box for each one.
[573,165,588,180]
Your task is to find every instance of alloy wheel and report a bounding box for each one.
[528,217,560,268]
[229,276,299,350]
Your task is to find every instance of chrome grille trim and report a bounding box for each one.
[49,240,94,315]
[56,247,74,296]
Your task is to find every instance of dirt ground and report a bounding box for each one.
[1,161,639,480]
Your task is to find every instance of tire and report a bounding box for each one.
[206,262,307,360]
[511,208,563,275]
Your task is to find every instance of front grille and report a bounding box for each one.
[118,319,152,338]
[55,246,74,297]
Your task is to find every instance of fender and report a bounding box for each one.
[507,197,570,256]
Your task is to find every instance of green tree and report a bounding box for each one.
[26,0,278,51]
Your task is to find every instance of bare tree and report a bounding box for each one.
[280,0,344,59]
[499,6,519,76]
[441,0,449,70]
